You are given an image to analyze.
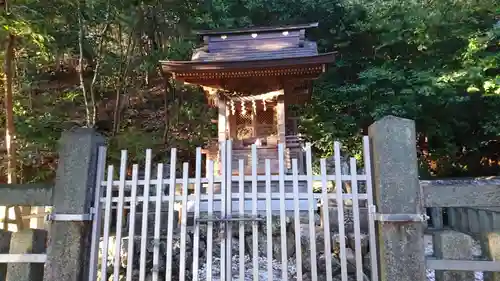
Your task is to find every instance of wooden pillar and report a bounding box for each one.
[276,92,288,172]
[218,96,227,143]
[276,93,286,144]
[217,96,227,176]
[252,112,257,138]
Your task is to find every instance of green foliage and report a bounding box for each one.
[0,0,499,182]
[298,0,500,176]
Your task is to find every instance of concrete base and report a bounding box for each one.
[0,230,12,281]
[6,229,46,281]
[479,232,500,281]
[433,230,475,281]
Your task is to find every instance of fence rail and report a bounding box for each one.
[426,258,500,272]
[0,254,47,263]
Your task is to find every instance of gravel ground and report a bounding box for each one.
[197,234,486,281]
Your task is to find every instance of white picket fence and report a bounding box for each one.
[87,136,379,281]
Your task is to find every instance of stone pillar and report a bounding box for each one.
[43,128,105,281]
[468,208,480,233]
[447,208,458,229]
[6,229,47,281]
[368,115,426,281]
[480,232,500,281]
[433,230,475,281]
[459,208,469,233]
[430,207,444,229]
[0,230,11,281]
[478,210,492,232]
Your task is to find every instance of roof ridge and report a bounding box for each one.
[194,23,319,36]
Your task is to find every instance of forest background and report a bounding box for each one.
[0,0,499,192]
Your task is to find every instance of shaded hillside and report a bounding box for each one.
[0,66,216,183]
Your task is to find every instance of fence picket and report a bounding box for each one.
[206,160,214,281]
[278,143,288,281]
[350,158,364,281]
[101,165,114,281]
[292,159,303,281]
[320,158,333,281]
[238,159,245,281]
[193,147,202,281]
[139,149,153,281]
[114,150,128,281]
[251,144,259,281]
[220,142,227,281]
[165,148,177,280]
[363,136,379,281]
[265,159,273,281]
[88,146,107,281]
[305,143,318,280]
[125,164,139,281]
[334,142,348,281]
[226,141,233,280]
[152,163,164,281]
[179,162,189,281]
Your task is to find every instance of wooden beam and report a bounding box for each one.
[0,184,53,206]
[421,179,500,207]
[276,93,286,145]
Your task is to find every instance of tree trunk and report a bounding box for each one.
[3,33,25,231]
[112,88,121,135]
[77,1,91,126]
[162,76,173,144]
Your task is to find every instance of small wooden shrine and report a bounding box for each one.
[160,23,335,175]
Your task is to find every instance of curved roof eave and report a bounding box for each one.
[160,52,336,74]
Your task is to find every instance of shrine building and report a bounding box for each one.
[160,22,335,176]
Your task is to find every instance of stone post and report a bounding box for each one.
[43,128,105,281]
[6,229,47,281]
[368,115,426,281]
[468,208,480,233]
[0,230,11,281]
[447,208,458,229]
[480,210,500,281]
[433,230,475,281]
[480,232,500,281]
[458,208,469,233]
[430,207,444,229]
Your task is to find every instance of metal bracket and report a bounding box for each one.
[45,213,93,222]
[374,213,429,222]
[368,204,429,222]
